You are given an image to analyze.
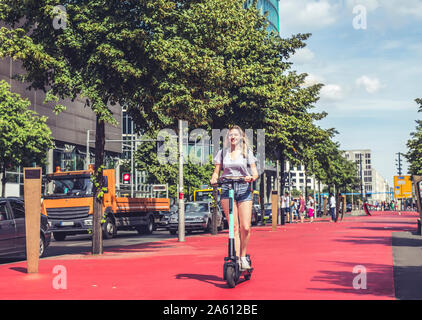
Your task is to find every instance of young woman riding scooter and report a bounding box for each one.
[210,126,259,271]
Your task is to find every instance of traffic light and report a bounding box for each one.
[123,173,131,184]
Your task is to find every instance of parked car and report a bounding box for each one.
[0,197,51,258]
[346,203,353,212]
[251,204,261,225]
[157,204,178,229]
[167,201,224,235]
[264,203,273,223]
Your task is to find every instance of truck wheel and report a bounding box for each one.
[53,232,67,241]
[102,217,116,239]
[145,216,154,234]
[139,216,154,235]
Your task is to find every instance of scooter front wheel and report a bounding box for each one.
[226,265,236,288]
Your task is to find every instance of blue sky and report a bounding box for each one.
[278,0,422,186]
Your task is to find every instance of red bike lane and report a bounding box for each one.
[0,212,417,300]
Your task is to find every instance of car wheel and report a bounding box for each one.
[169,230,177,235]
[218,219,224,231]
[53,232,66,241]
[206,220,212,233]
[39,234,46,257]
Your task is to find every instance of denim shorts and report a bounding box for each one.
[220,181,252,203]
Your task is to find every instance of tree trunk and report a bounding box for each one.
[260,171,265,224]
[92,115,105,255]
[1,165,6,198]
[304,164,307,199]
[279,154,286,195]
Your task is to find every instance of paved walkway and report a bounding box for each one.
[0,211,419,300]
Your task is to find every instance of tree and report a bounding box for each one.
[134,132,214,200]
[0,0,235,254]
[0,80,53,197]
[406,98,422,175]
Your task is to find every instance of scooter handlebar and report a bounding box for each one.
[210,177,249,187]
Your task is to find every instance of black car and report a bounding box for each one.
[0,197,51,258]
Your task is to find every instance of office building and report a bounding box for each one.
[343,149,392,203]
[0,58,122,197]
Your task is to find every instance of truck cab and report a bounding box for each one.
[42,166,170,241]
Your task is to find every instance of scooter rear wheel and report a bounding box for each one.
[226,266,236,288]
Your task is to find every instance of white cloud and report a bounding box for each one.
[385,0,422,18]
[303,74,325,87]
[320,84,344,101]
[291,47,315,65]
[278,0,339,33]
[346,0,380,12]
[356,75,382,93]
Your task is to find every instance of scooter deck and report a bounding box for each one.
[241,268,254,276]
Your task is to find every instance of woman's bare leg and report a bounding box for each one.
[237,200,252,257]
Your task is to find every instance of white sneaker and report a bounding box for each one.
[240,257,251,270]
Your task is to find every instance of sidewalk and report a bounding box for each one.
[0,211,419,300]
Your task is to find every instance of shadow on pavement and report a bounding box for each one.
[176,273,228,288]
[334,235,392,247]
[309,261,394,298]
[175,273,251,289]
[9,267,27,274]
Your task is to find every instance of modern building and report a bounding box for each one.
[244,0,280,34]
[0,58,122,197]
[286,162,319,195]
[343,149,392,203]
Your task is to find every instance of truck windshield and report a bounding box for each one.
[46,176,93,197]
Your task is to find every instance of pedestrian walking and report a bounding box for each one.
[298,194,306,223]
[281,192,291,223]
[291,199,298,223]
[307,195,315,223]
[329,193,336,222]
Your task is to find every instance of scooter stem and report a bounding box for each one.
[228,188,236,259]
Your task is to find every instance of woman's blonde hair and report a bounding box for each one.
[223,125,250,159]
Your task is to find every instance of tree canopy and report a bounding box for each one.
[406,98,422,176]
[0,80,53,197]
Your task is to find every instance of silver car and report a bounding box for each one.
[167,201,224,235]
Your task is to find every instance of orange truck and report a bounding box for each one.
[42,165,170,241]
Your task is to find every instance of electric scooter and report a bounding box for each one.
[213,177,254,288]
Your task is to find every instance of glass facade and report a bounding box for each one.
[244,0,280,34]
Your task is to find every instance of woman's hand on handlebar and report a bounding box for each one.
[210,174,218,186]
[244,176,254,183]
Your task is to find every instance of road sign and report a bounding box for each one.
[394,175,412,199]
[152,184,167,192]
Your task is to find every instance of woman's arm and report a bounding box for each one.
[210,164,221,185]
[244,163,259,182]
